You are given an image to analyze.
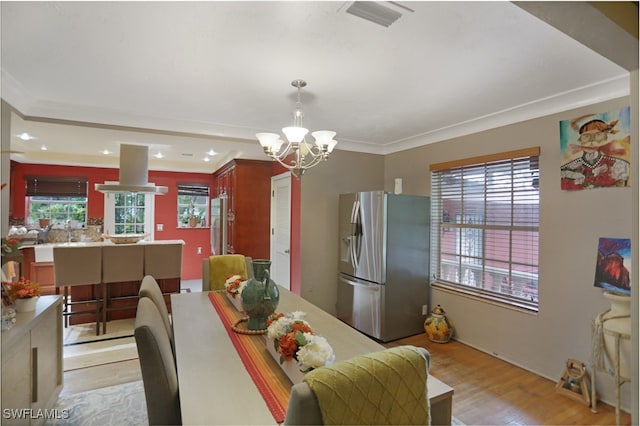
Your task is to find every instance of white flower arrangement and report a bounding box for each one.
[224,275,247,298]
[266,311,335,373]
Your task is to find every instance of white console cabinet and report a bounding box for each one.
[2,296,63,425]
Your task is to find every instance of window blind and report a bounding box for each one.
[430,148,540,310]
[25,176,88,197]
[177,183,210,197]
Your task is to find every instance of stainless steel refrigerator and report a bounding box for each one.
[337,191,430,342]
[210,195,228,255]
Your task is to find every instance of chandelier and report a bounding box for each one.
[256,80,337,179]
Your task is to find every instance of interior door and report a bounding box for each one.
[270,172,291,290]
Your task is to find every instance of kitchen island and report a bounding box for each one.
[42,240,184,326]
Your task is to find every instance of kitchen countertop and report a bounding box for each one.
[24,240,185,263]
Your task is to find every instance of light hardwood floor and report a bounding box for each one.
[63,332,631,425]
[385,335,631,426]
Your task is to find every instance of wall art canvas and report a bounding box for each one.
[560,106,631,191]
[594,237,631,295]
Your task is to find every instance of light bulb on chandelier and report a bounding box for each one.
[256,79,337,179]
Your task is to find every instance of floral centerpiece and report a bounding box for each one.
[266,311,335,381]
[3,278,41,312]
[4,278,41,302]
[1,236,22,256]
[224,275,247,312]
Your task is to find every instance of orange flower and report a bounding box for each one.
[278,333,299,361]
[3,278,41,303]
[291,321,313,335]
[267,312,285,327]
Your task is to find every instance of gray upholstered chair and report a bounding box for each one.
[139,275,173,352]
[284,346,431,426]
[201,254,253,291]
[134,297,181,426]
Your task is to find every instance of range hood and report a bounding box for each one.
[95,144,168,194]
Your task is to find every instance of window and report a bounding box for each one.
[103,190,155,237]
[430,147,540,310]
[113,193,147,234]
[25,176,88,226]
[177,183,209,228]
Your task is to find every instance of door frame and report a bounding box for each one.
[270,172,291,290]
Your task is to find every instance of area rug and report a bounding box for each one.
[46,381,147,426]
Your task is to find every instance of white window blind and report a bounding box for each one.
[430,147,540,310]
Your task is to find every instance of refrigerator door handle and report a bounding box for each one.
[350,200,359,224]
[350,236,359,270]
[353,201,362,269]
[340,275,379,290]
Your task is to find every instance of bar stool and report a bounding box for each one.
[143,243,183,284]
[53,245,103,335]
[101,244,144,334]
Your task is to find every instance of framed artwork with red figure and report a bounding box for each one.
[594,237,631,296]
[560,106,631,191]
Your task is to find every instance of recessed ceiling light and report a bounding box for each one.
[40,145,47,151]
[17,132,36,141]
[102,149,111,155]
[203,157,211,162]
[207,149,217,156]
[154,152,164,159]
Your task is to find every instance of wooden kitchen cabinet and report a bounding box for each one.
[213,159,272,259]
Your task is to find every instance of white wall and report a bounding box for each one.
[384,96,635,412]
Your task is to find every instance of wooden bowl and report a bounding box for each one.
[104,234,146,244]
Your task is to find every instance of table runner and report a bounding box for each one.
[208,292,291,424]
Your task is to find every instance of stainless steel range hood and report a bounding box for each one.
[95,144,168,194]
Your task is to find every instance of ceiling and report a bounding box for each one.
[1,1,631,174]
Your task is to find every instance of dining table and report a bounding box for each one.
[171,287,454,425]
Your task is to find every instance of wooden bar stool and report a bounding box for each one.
[101,244,144,334]
[53,245,103,335]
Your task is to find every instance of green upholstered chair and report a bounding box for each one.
[134,297,181,425]
[201,254,253,291]
[284,345,431,426]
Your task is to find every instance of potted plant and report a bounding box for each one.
[183,201,204,227]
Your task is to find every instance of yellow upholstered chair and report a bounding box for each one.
[201,254,253,291]
[284,345,431,425]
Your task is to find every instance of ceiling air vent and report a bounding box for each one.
[346,2,403,27]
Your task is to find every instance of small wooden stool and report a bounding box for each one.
[555,358,591,406]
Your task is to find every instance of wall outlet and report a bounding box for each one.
[422,305,428,315]
[157,223,164,231]
[197,247,202,254]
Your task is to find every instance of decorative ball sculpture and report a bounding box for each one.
[424,304,454,343]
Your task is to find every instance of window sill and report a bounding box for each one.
[431,281,539,315]
[178,226,210,230]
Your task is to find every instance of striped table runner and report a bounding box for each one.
[208,292,291,424]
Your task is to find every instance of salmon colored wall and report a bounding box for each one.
[10,162,214,280]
